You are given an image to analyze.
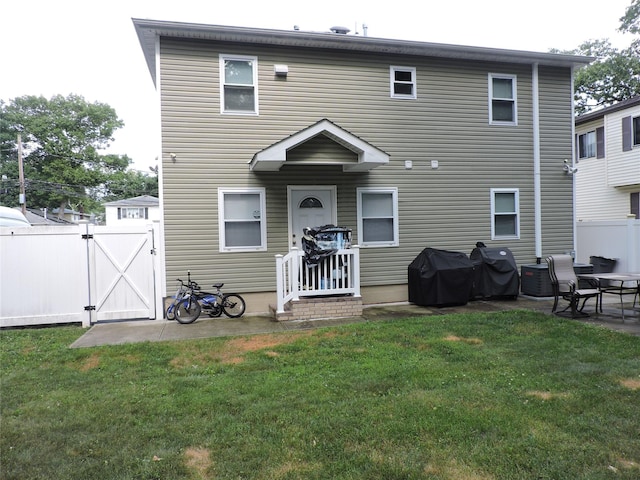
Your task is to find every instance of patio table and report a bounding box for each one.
[578,273,640,321]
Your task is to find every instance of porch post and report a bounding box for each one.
[352,245,361,297]
[275,254,285,313]
[291,247,301,302]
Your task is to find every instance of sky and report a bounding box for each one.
[0,0,634,172]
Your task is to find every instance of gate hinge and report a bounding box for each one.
[84,305,96,311]
[150,248,157,255]
[82,234,93,240]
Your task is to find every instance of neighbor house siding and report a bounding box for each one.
[574,117,631,221]
[159,38,575,294]
[606,105,640,187]
[575,102,640,221]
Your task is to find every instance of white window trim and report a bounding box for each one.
[390,66,417,99]
[218,187,267,252]
[490,188,520,240]
[357,187,399,247]
[219,54,259,115]
[488,73,518,126]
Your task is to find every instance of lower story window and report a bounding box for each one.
[491,188,520,239]
[218,188,266,251]
[357,187,399,247]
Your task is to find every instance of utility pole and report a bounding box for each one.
[17,134,26,215]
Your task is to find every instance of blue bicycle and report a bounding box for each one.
[166,272,246,324]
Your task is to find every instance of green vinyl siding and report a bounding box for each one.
[159,38,574,293]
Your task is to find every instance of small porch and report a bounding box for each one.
[274,247,362,321]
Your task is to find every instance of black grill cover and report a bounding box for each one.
[408,248,474,307]
[470,247,519,299]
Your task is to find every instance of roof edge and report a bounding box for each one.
[132,18,594,85]
[575,96,640,124]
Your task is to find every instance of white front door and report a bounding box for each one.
[289,186,336,249]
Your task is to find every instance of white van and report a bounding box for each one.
[0,206,31,227]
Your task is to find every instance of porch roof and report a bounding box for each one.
[249,119,390,172]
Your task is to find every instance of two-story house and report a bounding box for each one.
[574,96,640,221]
[133,19,591,318]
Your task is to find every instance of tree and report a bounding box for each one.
[619,0,640,34]
[0,94,156,216]
[100,167,159,201]
[552,0,640,114]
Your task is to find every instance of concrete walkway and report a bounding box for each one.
[70,296,640,348]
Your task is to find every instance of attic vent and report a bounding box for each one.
[330,26,350,34]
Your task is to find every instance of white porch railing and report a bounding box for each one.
[275,246,361,314]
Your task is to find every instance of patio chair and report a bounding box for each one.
[546,255,601,317]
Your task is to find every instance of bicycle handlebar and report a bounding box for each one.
[176,278,200,289]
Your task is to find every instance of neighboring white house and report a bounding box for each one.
[103,195,160,226]
[575,96,640,221]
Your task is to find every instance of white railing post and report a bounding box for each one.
[291,247,300,301]
[352,245,361,297]
[275,254,285,313]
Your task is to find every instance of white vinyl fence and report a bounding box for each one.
[576,217,640,272]
[0,223,163,328]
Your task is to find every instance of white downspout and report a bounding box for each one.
[570,67,578,259]
[154,33,167,316]
[532,63,542,262]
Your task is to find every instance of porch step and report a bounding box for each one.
[270,296,363,322]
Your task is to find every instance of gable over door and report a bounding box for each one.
[289,186,336,249]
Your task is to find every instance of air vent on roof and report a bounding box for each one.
[330,26,350,34]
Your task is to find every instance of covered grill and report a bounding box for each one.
[470,246,519,299]
[408,248,474,307]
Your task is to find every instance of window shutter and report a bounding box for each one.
[144,208,148,220]
[631,192,639,219]
[622,116,632,152]
[596,127,605,159]
[117,208,121,220]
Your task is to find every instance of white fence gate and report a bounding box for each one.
[0,223,162,328]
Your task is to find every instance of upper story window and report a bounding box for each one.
[220,55,258,114]
[489,74,517,125]
[218,188,266,252]
[578,131,596,159]
[491,188,520,240]
[390,66,416,99]
[118,207,148,220]
[357,187,399,247]
[634,116,640,147]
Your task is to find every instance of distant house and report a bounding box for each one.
[50,207,88,224]
[133,19,592,316]
[103,195,160,226]
[575,96,640,221]
[24,208,74,226]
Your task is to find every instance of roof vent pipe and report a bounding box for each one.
[330,26,350,34]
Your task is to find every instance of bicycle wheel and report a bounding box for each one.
[175,297,202,324]
[166,303,176,320]
[221,293,246,318]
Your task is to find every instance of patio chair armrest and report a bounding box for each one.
[558,279,576,292]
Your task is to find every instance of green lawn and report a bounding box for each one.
[1,310,639,479]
